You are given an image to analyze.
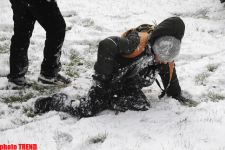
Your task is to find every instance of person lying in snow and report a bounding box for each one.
[34,17,198,117]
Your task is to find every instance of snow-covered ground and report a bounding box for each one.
[1,0,225,149]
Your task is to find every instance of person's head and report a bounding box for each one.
[149,17,185,64]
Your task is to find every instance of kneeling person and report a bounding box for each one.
[35,17,195,117]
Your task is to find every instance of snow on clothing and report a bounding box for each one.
[35,17,185,117]
[94,17,185,97]
[8,0,66,79]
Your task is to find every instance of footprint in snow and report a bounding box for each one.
[53,131,73,149]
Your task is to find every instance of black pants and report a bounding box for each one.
[43,84,150,118]
[8,0,66,79]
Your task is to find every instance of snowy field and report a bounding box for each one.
[1,0,225,149]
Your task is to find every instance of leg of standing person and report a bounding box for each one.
[26,0,70,85]
[8,0,36,86]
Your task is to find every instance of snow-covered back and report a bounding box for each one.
[1,0,225,149]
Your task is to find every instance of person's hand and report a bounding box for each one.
[172,94,199,107]
[126,31,140,52]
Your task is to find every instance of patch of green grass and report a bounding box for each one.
[207,91,225,102]
[64,51,84,78]
[68,51,83,66]
[207,63,219,72]
[31,82,47,93]
[85,61,95,69]
[88,133,107,144]
[23,106,36,118]
[2,91,34,104]
[195,72,209,86]
[197,16,209,19]
[65,69,79,78]
[31,81,66,95]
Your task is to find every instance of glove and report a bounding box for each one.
[220,0,225,3]
[172,94,199,107]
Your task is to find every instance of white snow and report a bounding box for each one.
[1,0,225,149]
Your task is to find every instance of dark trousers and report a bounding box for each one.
[8,0,66,79]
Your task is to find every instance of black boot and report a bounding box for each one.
[34,93,80,115]
[38,74,71,85]
[8,76,31,89]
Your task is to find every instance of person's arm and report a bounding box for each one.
[94,32,140,77]
[158,63,181,97]
[158,64,199,106]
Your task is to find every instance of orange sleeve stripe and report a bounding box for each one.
[122,32,149,58]
[169,62,174,81]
